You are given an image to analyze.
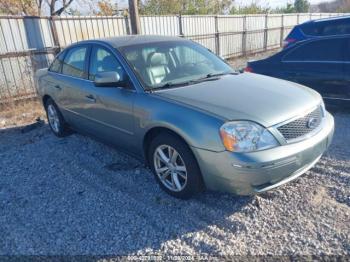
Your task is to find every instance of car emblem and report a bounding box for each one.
[307,117,318,129]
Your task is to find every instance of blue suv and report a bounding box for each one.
[246,35,350,107]
[284,15,350,48]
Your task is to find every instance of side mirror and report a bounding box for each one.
[94,71,127,87]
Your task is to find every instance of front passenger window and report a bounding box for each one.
[89,47,124,81]
[62,46,88,78]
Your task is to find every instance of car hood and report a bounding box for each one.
[154,73,322,127]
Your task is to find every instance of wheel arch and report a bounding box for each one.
[143,126,193,166]
[42,94,52,107]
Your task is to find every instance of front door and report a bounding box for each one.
[79,44,136,151]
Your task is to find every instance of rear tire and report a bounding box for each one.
[44,98,70,137]
[148,133,204,199]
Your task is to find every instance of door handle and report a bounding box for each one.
[54,85,61,90]
[85,94,96,103]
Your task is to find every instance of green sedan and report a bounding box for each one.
[36,35,334,199]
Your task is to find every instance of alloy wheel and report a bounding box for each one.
[47,104,60,133]
[153,145,188,192]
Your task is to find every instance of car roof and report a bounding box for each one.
[75,35,187,48]
[300,15,350,26]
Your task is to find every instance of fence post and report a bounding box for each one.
[242,15,247,57]
[214,16,220,56]
[49,16,60,51]
[264,14,268,51]
[128,0,141,34]
[280,14,284,47]
[124,15,131,35]
[297,13,300,24]
[178,15,184,37]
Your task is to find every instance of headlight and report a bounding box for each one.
[219,121,279,152]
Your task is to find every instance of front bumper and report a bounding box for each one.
[192,112,334,195]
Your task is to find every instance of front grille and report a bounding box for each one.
[277,106,323,142]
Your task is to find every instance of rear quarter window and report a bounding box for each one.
[301,23,323,36]
[49,51,65,73]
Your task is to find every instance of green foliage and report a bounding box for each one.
[229,2,269,14]
[273,3,295,14]
[294,0,310,12]
[273,0,309,14]
[139,0,232,15]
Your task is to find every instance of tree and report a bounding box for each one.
[0,0,41,15]
[139,0,232,15]
[94,0,118,16]
[230,2,269,14]
[316,0,350,13]
[48,0,75,16]
[274,3,295,13]
[294,0,310,12]
[0,0,75,16]
[337,0,350,12]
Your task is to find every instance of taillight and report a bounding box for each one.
[244,66,253,73]
[283,38,297,48]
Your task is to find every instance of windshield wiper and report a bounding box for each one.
[147,81,192,92]
[146,71,239,92]
[205,71,239,79]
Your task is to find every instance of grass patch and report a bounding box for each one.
[0,98,45,128]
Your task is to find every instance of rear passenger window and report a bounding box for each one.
[323,22,350,35]
[302,20,350,36]
[283,39,345,62]
[62,46,88,78]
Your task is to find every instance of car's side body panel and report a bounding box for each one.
[132,93,226,153]
[248,36,349,105]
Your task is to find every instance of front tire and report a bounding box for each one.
[45,98,69,137]
[148,133,204,199]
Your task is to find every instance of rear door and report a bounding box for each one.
[281,37,346,99]
[56,44,93,128]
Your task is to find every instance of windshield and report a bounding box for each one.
[118,41,234,90]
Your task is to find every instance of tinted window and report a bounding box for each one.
[49,52,65,73]
[62,46,88,78]
[283,38,345,62]
[302,20,350,36]
[301,23,323,36]
[89,46,124,81]
[323,22,350,35]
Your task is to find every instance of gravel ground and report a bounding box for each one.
[227,49,279,70]
[0,108,349,256]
